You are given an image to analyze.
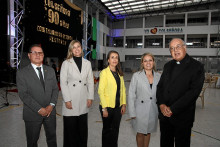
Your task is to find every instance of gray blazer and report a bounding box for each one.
[128,70,161,134]
[16,64,59,121]
[60,58,94,116]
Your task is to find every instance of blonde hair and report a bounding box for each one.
[66,40,84,59]
[140,52,156,71]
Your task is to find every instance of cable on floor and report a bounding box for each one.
[192,130,220,142]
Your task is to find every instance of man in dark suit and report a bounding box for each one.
[156,38,205,147]
[16,44,59,147]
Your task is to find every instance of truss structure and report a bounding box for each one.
[8,0,24,69]
[82,0,94,58]
[82,0,89,58]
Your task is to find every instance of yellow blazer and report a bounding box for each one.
[98,66,126,108]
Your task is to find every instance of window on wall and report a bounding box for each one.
[126,18,143,28]
[112,20,124,29]
[145,16,163,28]
[165,35,184,48]
[208,57,220,73]
[210,34,220,48]
[154,56,168,71]
[106,35,113,47]
[126,36,142,48]
[193,57,206,71]
[193,56,220,73]
[187,34,207,48]
[124,55,141,72]
[166,14,185,27]
[211,11,220,25]
[164,56,173,63]
[188,13,208,26]
[113,37,123,47]
[99,14,105,24]
[145,35,163,48]
[107,18,112,28]
[193,57,206,64]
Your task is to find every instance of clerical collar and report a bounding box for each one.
[175,54,189,65]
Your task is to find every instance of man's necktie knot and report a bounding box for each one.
[36,67,41,71]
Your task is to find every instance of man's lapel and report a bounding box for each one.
[43,65,48,90]
[28,64,43,87]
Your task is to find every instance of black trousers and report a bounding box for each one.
[159,120,192,147]
[24,115,57,147]
[99,105,122,147]
[63,113,88,147]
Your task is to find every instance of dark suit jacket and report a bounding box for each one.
[156,54,205,127]
[16,64,59,121]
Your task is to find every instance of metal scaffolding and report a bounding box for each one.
[8,0,24,69]
[82,0,93,58]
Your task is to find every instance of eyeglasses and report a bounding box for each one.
[169,44,184,52]
[29,51,44,56]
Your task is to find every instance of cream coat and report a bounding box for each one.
[60,58,94,116]
[128,70,161,134]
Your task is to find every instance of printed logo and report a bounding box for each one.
[150,28,157,34]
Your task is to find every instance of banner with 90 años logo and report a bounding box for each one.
[23,0,83,58]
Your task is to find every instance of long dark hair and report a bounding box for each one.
[107,50,124,76]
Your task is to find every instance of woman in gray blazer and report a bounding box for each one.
[128,53,161,147]
[60,40,94,147]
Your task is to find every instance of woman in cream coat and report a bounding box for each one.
[128,53,161,147]
[60,40,94,147]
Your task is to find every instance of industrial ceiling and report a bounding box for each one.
[98,0,219,19]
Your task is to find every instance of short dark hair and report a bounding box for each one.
[28,44,43,52]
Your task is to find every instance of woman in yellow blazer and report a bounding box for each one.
[98,50,126,147]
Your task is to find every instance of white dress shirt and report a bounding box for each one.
[31,63,55,111]
[31,63,44,79]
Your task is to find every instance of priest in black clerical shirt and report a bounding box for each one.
[156,38,205,147]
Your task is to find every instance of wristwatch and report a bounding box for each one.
[50,103,55,107]
[102,108,106,112]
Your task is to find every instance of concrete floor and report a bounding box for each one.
[0,72,220,147]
